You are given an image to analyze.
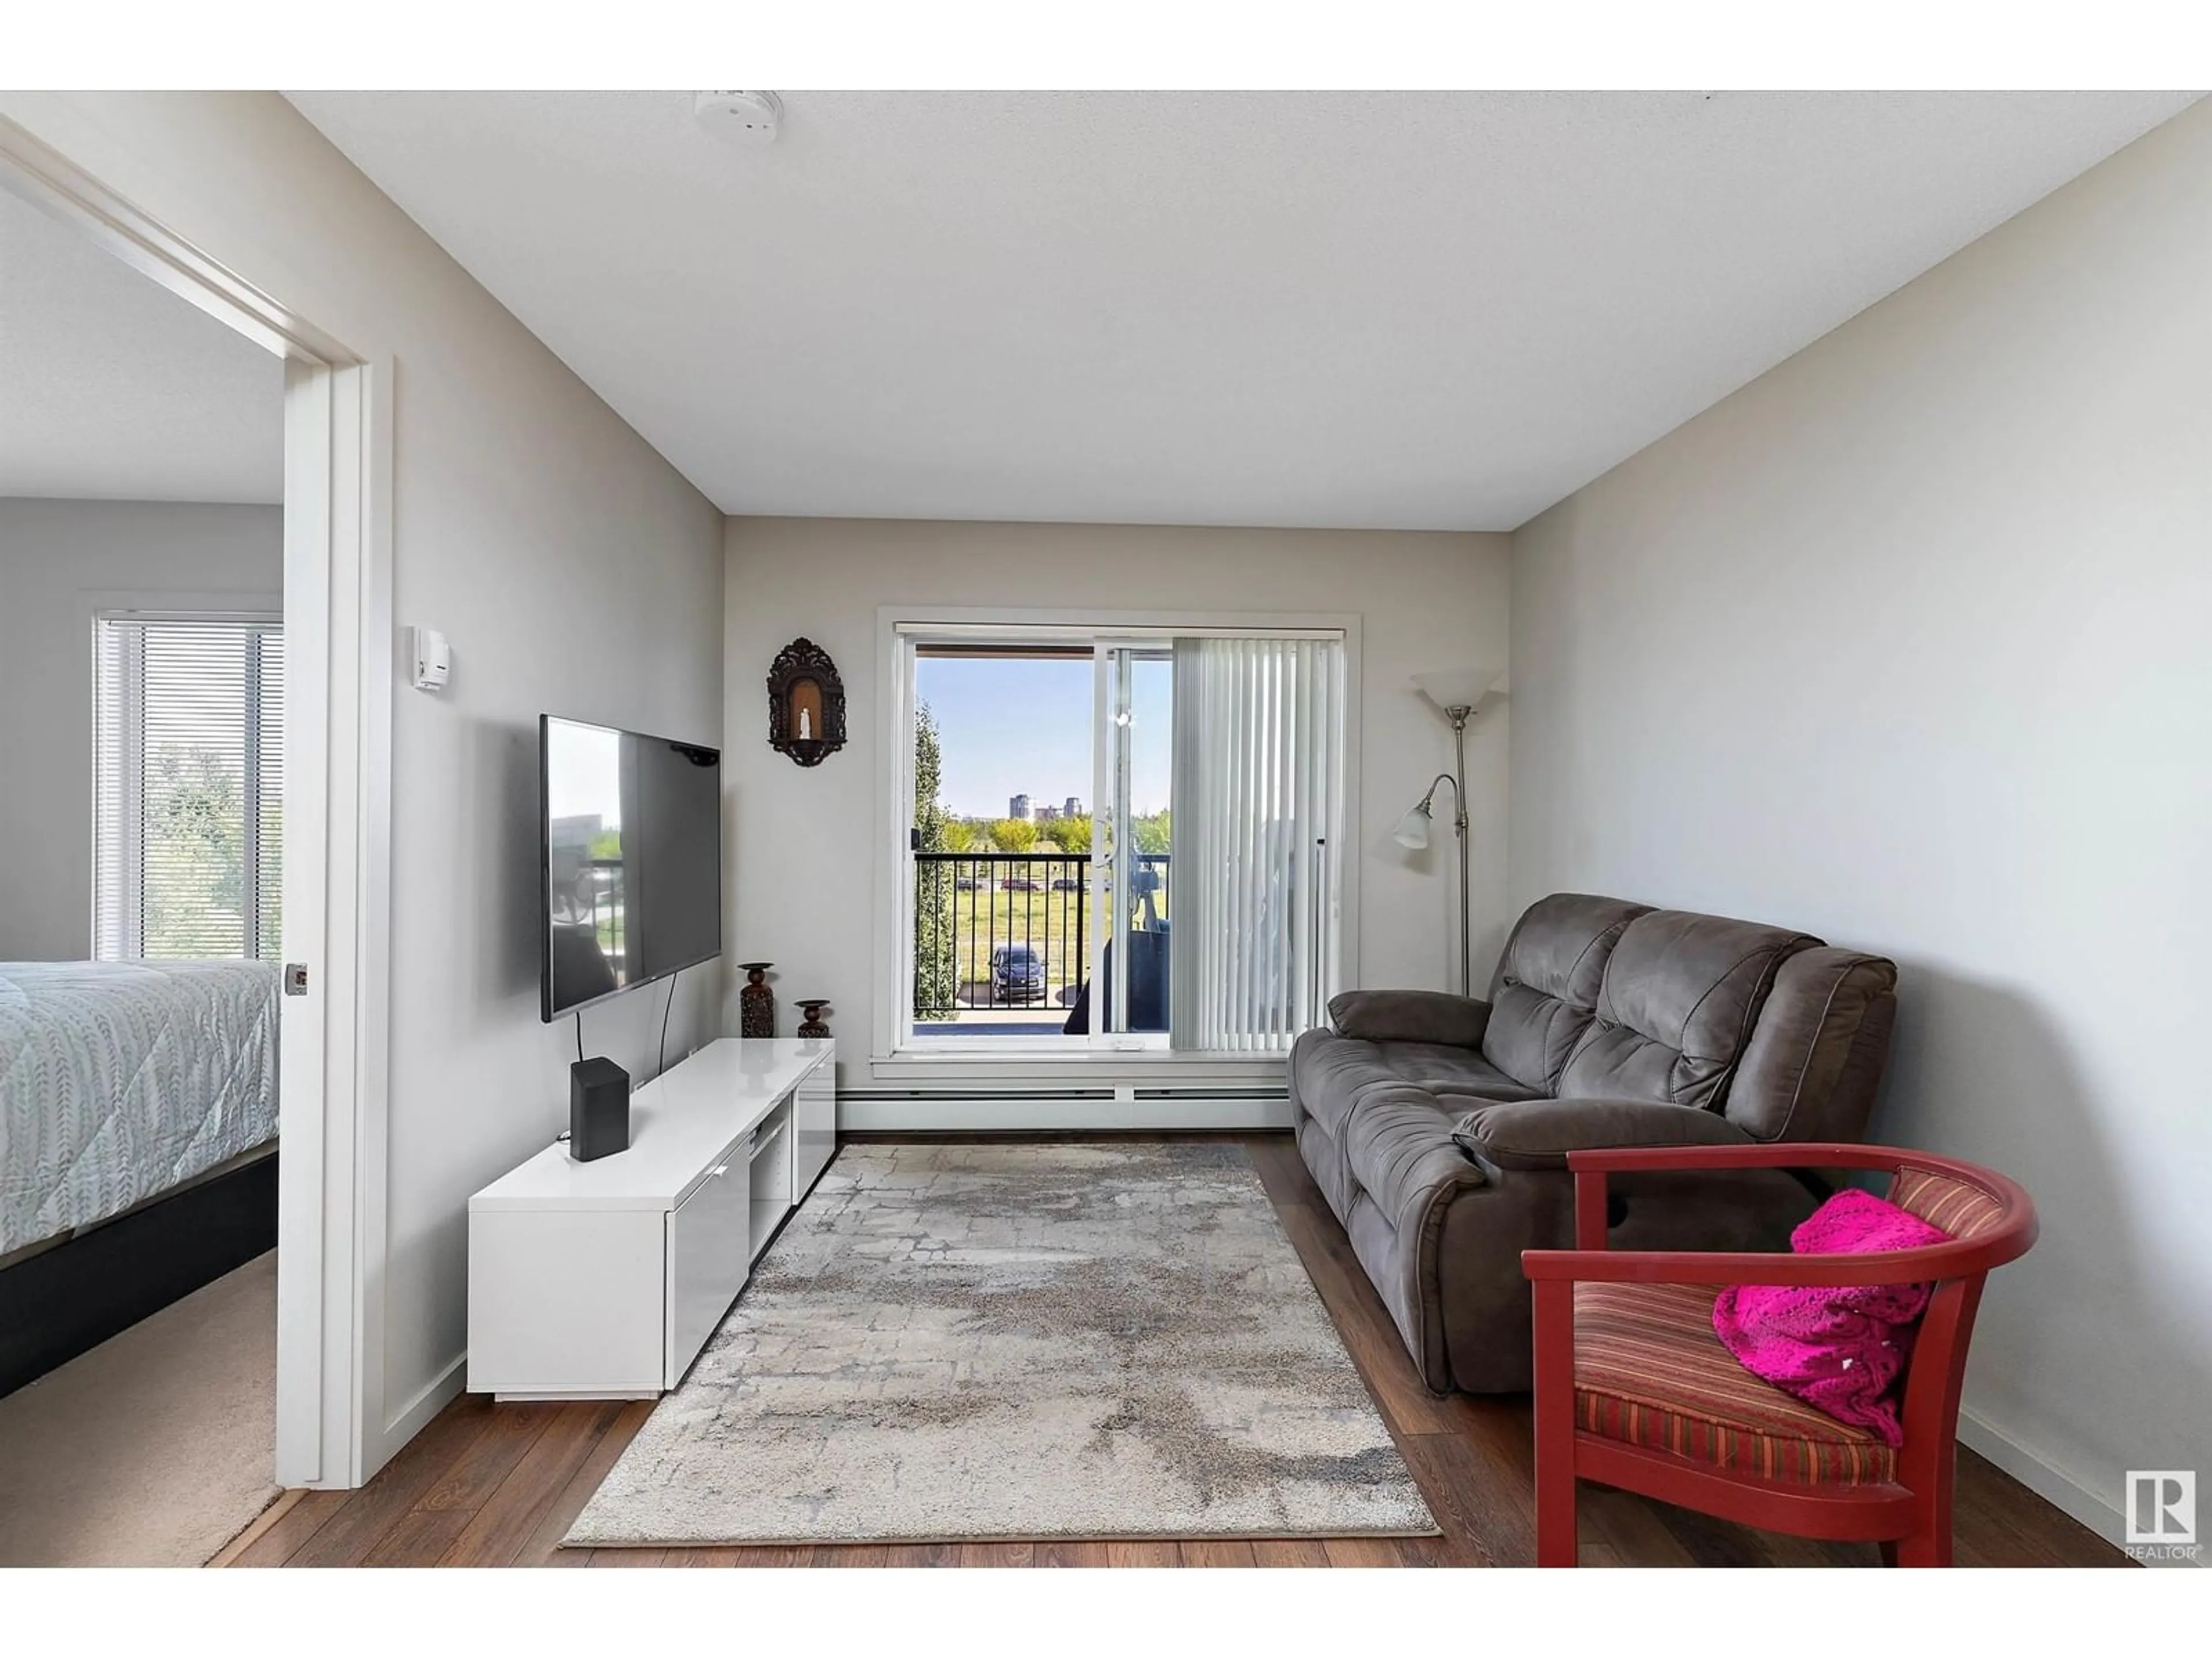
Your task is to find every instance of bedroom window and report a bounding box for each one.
[93,615,285,961]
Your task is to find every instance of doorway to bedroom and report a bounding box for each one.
[0,126,382,1557]
[0,171,287,1564]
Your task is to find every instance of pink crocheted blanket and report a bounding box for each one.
[1713,1188,1949,1447]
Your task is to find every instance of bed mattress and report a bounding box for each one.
[0,960,280,1257]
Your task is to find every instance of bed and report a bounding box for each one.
[0,959,281,1393]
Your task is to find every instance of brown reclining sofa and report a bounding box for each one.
[1289,893,1898,1392]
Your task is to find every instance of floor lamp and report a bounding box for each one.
[1392,668,1501,996]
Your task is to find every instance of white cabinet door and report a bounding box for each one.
[794,1055,836,1197]
[468,1207,666,1399]
[665,1136,752,1387]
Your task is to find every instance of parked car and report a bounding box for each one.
[991,945,1046,1001]
[954,877,979,890]
[1001,877,1041,892]
[1050,876,1082,892]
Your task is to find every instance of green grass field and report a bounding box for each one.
[922,875,1169,1014]
[934,883,1089,1007]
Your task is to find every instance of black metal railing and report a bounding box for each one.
[912,850,1169,1023]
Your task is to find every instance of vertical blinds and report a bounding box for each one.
[93,616,284,962]
[1168,636,1345,1051]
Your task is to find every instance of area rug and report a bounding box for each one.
[566,1141,1436,1547]
[0,1250,279,1566]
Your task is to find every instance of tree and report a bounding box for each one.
[912,703,959,1017]
[144,744,245,955]
[990,817,1040,853]
[1134,809,1172,854]
[1052,812,1093,853]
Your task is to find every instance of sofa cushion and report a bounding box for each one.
[1289,1030,1405,1143]
[1342,1088,1486,1225]
[1480,894,1650,1092]
[1726,948,1898,1141]
[1451,1096,1753,1171]
[1296,1112,1356,1224]
[1558,910,1817,1108]
[1573,1281,1898,1486]
[1372,1042,1542,1101]
[1329,988,1492,1049]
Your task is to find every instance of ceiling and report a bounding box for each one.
[287,90,2198,531]
[0,185,283,504]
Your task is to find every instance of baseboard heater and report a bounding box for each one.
[836,1084,1294,1134]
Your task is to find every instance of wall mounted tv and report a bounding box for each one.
[540,714,722,1022]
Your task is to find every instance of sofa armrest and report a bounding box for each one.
[1328,988,1491,1049]
[1452,1097,1753,1172]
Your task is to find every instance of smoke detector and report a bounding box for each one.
[694,90,782,145]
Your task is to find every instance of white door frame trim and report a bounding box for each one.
[0,117,396,1488]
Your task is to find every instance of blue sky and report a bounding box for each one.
[918,656,1172,819]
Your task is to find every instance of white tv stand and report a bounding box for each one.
[466,1037,835,1401]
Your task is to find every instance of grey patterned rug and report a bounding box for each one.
[566,1141,1436,1547]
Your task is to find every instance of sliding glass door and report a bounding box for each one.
[1166,636,1343,1051]
[897,620,1344,1057]
[1086,642,1173,1048]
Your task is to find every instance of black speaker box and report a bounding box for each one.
[569,1055,631,1161]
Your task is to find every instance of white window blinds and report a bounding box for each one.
[1167,635,1345,1051]
[93,616,284,961]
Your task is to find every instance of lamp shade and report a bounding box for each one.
[1413,666,1502,713]
[1392,801,1433,850]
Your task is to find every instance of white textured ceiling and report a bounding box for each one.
[0,185,283,504]
[287,90,2198,530]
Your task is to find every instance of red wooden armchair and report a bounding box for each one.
[1521,1143,2037,1566]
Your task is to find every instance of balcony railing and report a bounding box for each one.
[912,850,1169,1028]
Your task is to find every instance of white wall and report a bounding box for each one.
[1509,103,2212,1539]
[722,517,1512,1092]
[0,94,726,1466]
[0,499,282,960]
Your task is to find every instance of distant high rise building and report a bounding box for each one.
[1009,793,1033,820]
[1063,796,1084,818]
[1036,804,1059,821]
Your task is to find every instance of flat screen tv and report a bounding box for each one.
[539,714,722,1021]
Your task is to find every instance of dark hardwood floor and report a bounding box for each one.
[224,1134,2129,1568]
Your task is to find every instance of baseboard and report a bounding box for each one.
[1956,1407,2199,1567]
[359,1352,467,1485]
[836,1093,1295,1133]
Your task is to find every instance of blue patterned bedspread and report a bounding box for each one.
[0,960,279,1256]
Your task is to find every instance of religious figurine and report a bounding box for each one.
[767,638,845,766]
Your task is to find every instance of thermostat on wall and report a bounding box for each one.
[410,626,450,692]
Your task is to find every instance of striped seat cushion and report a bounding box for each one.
[1573,1281,1899,1486]
[1891,1166,2006,1239]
